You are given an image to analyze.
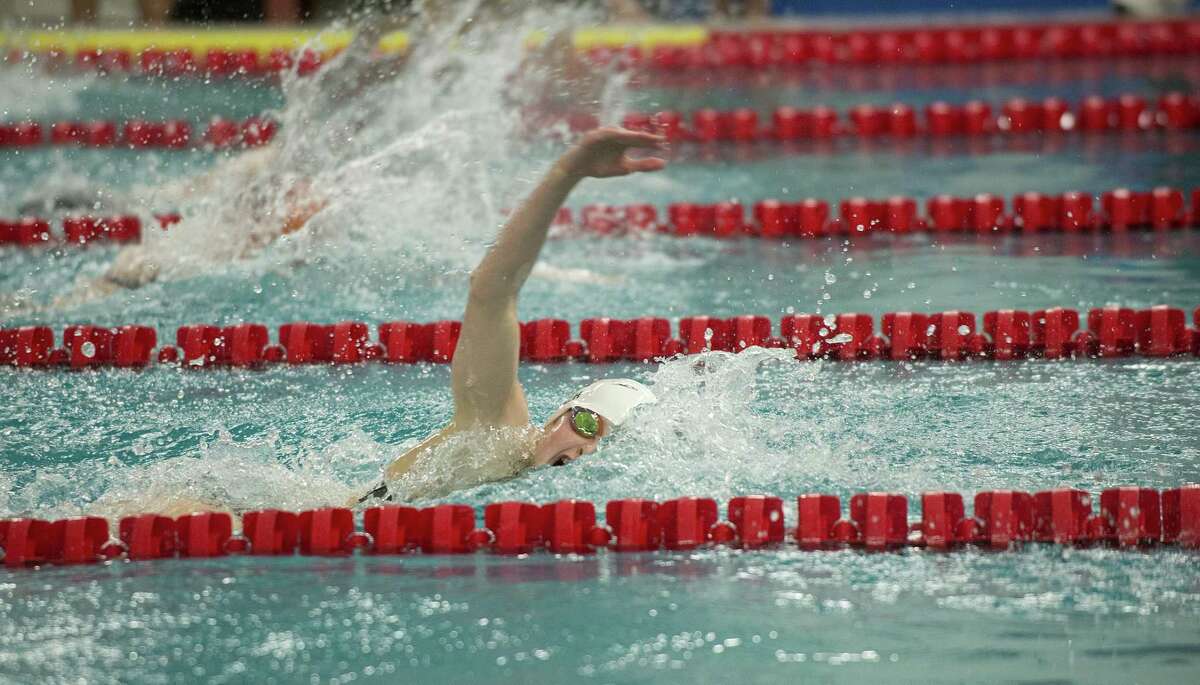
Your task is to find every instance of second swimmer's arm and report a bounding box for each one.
[448,128,667,427]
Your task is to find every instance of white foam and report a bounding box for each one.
[110,3,628,293]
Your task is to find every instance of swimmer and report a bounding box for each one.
[6,18,403,314]
[358,126,667,503]
[0,143,318,317]
[85,126,666,519]
[28,145,329,311]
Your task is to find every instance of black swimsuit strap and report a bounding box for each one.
[358,480,393,504]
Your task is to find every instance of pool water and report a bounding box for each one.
[3,13,1200,684]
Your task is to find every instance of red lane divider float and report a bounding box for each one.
[590,19,1200,71]
[0,215,139,246]
[558,186,1200,239]
[3,306,1199,370]
[8,18,1198,83]
[6,44,329,79]
[3,485,1197,569]
[4,185,1198,248]
[0,116,276,151]
[620,92,1200,144]
[2,91,1195,152]
[0,213,184,246]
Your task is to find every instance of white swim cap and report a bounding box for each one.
[551,378,657,432]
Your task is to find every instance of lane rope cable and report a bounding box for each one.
[3,185,1199,247]
[3,305,1198,369]
[2,92,1196,151]
[2,486,1198,570]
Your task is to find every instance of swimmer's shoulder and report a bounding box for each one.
[383,425,455,482]
[380,421,537,485]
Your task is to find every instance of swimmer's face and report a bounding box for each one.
[531,413,602,468]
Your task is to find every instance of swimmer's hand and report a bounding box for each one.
[559,128,667,180]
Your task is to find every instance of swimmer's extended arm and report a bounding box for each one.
[449,128,666,425]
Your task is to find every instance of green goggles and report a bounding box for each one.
[569,406,602,439]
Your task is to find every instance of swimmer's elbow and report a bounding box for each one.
[467,270,516,305]
[466,271,494,303]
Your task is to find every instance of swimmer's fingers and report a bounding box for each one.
[607,128,668,150]
[579,127,667,151]
[566,128,669,179]
[621,155,667,174]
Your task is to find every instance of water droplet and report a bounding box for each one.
[862,290,872,299]
[80,341,95,358]
[824,272,837,284]
[957,325,970,335]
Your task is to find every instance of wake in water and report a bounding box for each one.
[0,3,888,522]
[2,2,676,520]
[6,347,820,521]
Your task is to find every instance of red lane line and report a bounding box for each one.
[11,18,1199,81]
[566,186,1200,238]
[3,486,1197,568]
[0,92,1195,150]
[3,186,1197,248]
[0,116,276,151]
[3,306,1198,369]
[621,92,1200,143]
[6,45,330,78]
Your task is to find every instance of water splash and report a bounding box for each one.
[115,2,624,294]
[460,346,843,506]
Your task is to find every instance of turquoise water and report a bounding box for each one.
[3,22,1200,684]
[3,550,1198,684]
